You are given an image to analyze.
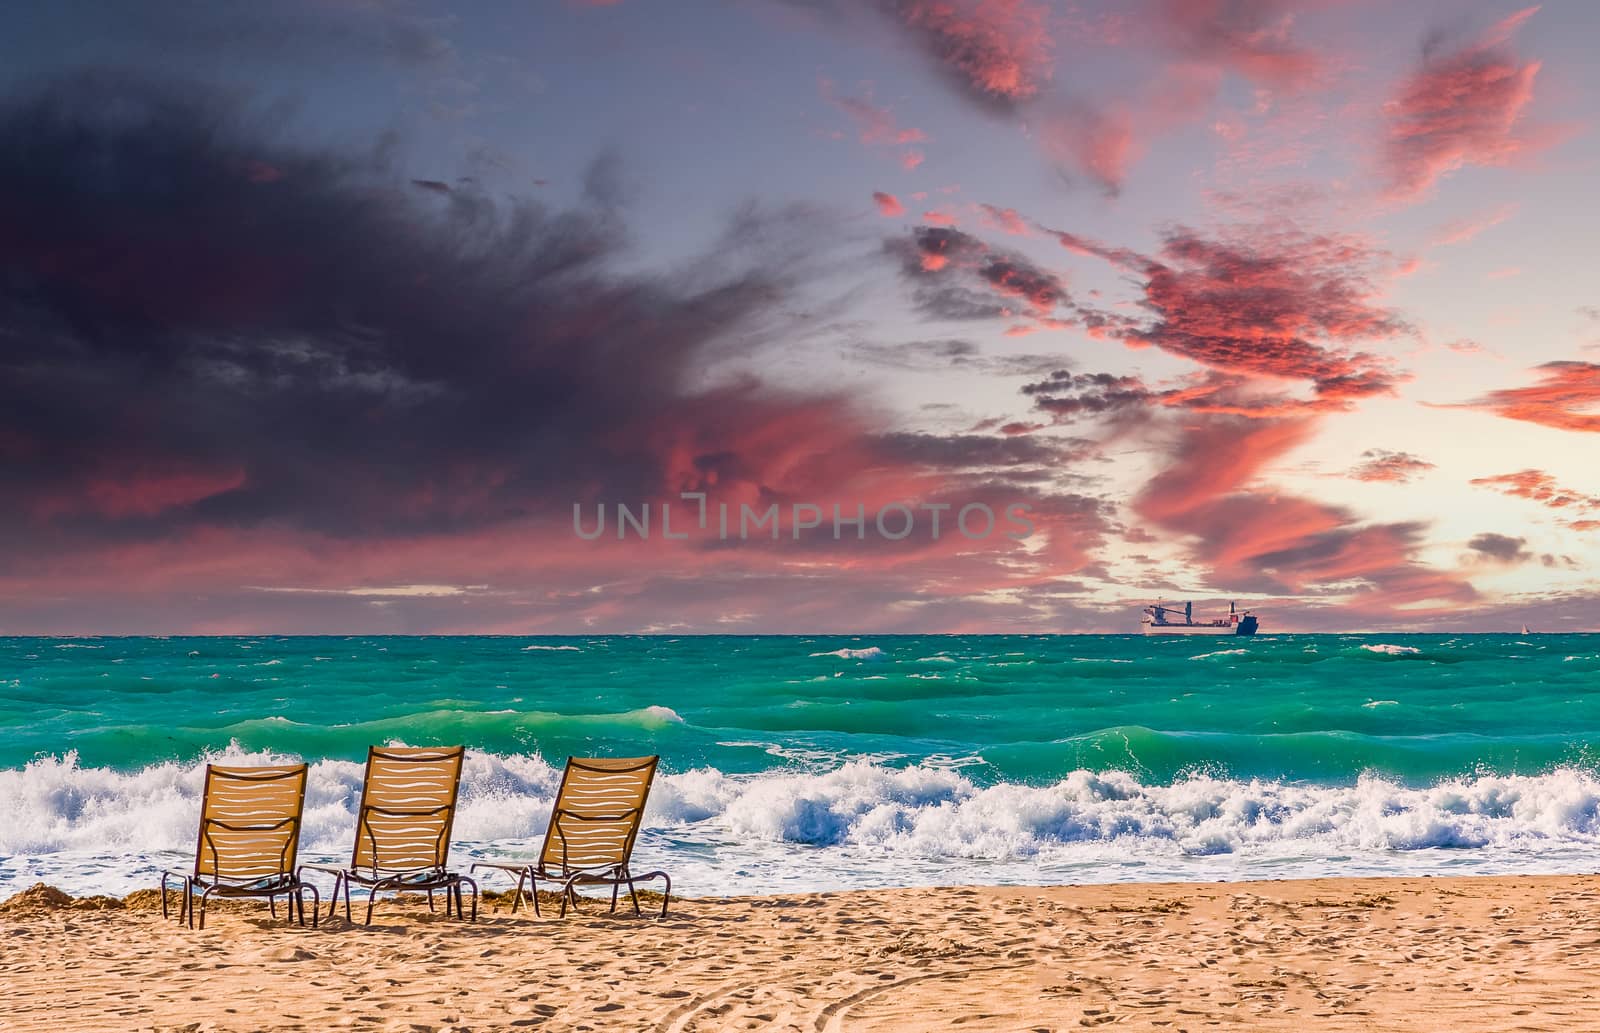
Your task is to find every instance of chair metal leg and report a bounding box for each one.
[559,876,584,917]
[198,886,215,930]
[427,889,436,912]
[269,895,277,919]
[462,876,478,922]
[628,879,641,917]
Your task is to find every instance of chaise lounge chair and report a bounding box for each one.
[160,763,317,930]
[472,755,671,918]
[301,745,478,924]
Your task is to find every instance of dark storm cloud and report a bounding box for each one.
[0,74,856,547]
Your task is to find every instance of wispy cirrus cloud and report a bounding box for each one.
[1455,361,1600,432]
[844,337,1065,377]
[1428,201,1519,246]
[976,203,1030,235]
[821,80,929,169]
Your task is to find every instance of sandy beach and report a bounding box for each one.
[7,875,1600,1032]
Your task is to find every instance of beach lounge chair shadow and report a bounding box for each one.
[160,763,317,930]
[301,745,477,925]
[472,755,671,919]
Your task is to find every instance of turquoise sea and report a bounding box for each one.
[5,633,1600,897]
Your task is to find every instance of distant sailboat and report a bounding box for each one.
[1521,624,1533,635]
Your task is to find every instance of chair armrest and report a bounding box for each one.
[297,863,346,879]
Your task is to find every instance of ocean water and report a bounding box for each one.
[5,633,1600,899]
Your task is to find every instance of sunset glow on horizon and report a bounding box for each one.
[1,0,1597,634]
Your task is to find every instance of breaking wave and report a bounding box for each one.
[10,747,1600,896]
[810,646,887,660]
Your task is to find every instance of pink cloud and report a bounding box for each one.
[1456,362,1600,432]
[1037,103,1137,196]
[1348,449,1435,484]
[977,203,1030,236]
[1045,222,1410,402]
[1148,0,1324,91]
[873,191,906,217]
[1381,6,1544,201]
[820,80,930,171]
[1133,414,1473,607]
[1429,202,1519,246]
[1470,469,1600,510]
[890,0,1055,104]
[33,467,249,521]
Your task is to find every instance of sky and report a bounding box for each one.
[0,0,1596,634]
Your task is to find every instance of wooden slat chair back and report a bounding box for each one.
[301,745,478,925]
[540,755,658,873]
[352,746,464,877]
[160,763,318,930]
[197,763,307,882]
[472,755,671,918]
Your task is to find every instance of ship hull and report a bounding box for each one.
[1141,624,1240,635]
[1141,616,1259,636]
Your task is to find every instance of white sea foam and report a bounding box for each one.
[1189,649,1249,660]
[521,645,582,652]
[11,750,1600,897]
[1360,644,1422,655]
[810,647,886,660]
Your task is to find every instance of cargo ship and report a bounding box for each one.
[1140,600,1258,636]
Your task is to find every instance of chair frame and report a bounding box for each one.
[472,755,671,919]
[160,763,318,931]
[299,745,477,925]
